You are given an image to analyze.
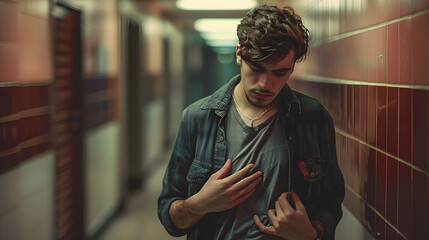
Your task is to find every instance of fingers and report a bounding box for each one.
[253,215,276,235]
[232,174,262,200]
[253,215,265,230]
[214,159,232,179]
[232,188,255,206]
[230,170,262,192]
[224,162,255,182]
[268,209,278,227]
[277,193,295,213]
[220,162,262,202]
[274,201,287,220]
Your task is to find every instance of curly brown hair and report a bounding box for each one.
[237,5,310,64]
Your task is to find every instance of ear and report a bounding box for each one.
[236,44,242,65]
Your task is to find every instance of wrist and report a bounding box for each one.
[186,194,207,216]
[169,197,206,230]
[311,220,325,240]
[303,226,317,240]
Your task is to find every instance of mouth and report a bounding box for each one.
[252,91,273,99]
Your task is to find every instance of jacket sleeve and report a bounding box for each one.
[311,109,345,240]
[157,108,195,237]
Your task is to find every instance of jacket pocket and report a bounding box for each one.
[295,159,325,207]
[297,159,324,182]
[186,160,212,196]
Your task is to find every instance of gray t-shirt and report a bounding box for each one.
[213,102,290,240]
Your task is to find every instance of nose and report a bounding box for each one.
[258,72,273,90]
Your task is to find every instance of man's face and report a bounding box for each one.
[236,45,295,108]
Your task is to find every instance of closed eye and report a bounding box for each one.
[274,71,288,77]
[251,67,265,73]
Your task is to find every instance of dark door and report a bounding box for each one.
[126,19,145,190]
[52,3,84,239]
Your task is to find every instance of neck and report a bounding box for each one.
[232,84,278,127]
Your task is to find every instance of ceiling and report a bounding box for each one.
[131,0,298,30]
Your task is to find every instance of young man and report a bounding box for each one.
[158,5,345,240]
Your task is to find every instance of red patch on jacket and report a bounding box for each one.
[297,161,310,179]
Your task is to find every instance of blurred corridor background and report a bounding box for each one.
[0,0,428,239]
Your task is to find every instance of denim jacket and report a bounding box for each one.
[158,75,345,240]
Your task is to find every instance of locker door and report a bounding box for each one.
[52,3,84,239]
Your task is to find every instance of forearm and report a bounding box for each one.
[169,197,205,230]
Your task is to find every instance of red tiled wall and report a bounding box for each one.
[291,0,429,239]
[0,1,52,174]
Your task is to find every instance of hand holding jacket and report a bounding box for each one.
[254,191,318,240]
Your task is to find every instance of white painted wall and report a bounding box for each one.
[0,152,55,240]
[85,122,121,236]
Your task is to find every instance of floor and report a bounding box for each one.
[99,158,186,240]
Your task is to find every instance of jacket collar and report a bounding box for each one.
[200,74,301,116]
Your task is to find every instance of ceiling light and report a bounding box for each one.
[176,0,257,11]
[206,39,238,47]
[194,18,241,33]
[200,32,238,47]
[194,19,240,47]
[200,32,237,41]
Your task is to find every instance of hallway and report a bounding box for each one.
[99,156,185,240]
[1,1,428,239]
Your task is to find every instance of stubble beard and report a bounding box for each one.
[244,90,273,108]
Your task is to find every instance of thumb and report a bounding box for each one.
[215,159,232,179]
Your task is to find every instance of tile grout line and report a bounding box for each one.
[295,74,429,90]
[335,128,429,177]
[0,82,51,87]
[0,134,51,158]
[396,84,401,240]
[409,83,414,240]
[0,106,50,123]
[310,9,429,47]
[344,183,408,240]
